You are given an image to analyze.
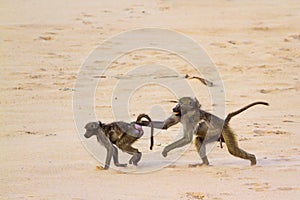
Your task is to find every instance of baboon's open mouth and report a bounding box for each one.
[172,107,181,116]
[171,101,181,116]
[173,111,181,116]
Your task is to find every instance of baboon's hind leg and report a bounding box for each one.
[129,152,142,166]
[120,145,142,166]
[190,122,210,167]
[222,126,256,165]
[189,137,209,167]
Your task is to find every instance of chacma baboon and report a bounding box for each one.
[84,114,153,169]
[139,97,268,166]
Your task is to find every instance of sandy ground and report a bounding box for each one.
[1,0,300,199]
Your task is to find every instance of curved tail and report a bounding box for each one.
[136,114,154,150]
[136,113,151,123]
[225,101,269,124]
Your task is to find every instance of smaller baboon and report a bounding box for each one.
[84,114,153,169]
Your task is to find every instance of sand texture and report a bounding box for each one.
[1,0,300,199]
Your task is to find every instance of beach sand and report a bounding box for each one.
[1,0,300,199]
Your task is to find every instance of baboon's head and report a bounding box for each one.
[84,122,101,138]
[172,97,200,116]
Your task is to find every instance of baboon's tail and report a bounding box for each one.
[136,114,154,150]
[225,101,269,124]
[136,113,151,122]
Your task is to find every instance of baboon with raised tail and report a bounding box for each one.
[139,97,268,166]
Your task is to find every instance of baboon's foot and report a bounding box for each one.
[132,162,138,166]
[249,154,257,166]
[201,157,209,166]
[115,163,127,167]
[129,152,142,166]
[129,159,138,166]
[129,157,134,164]
[133,152,142,165]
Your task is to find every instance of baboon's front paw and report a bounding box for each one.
[103,165,109,170]
[162,150,168,157]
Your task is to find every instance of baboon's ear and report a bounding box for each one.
[194,97,202,108]
[193,97,199,103]
[191,97,200,108]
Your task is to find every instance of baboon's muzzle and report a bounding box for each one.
[84,131,93,138]
[172,104,181,116]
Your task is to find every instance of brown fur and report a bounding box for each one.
[84,114,153,169]
[140,98,268,166]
